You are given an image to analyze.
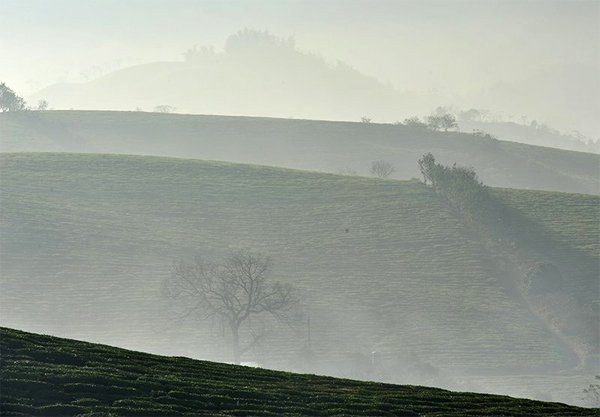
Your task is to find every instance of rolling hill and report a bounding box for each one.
[23,29,599,142]
[1,110,599,195]
[0,153,597,405]
[1,327,596,417]
[25,29,416,124]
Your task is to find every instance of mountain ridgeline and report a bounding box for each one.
[0,153,597,405]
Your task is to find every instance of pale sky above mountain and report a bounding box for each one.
[2,0,599,136]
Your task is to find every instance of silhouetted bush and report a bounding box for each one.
[417,153,489,222]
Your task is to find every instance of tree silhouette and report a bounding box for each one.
[163,250,298,364]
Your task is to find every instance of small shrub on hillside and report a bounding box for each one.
[153,105,175,113]
[403,117,427,128]
[472,129,498,141]
[37,99,49,111]
[370,160,395,178]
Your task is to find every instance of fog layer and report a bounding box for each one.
[3,0,599,138]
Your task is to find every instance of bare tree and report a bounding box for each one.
[163,249,298,364]
[370,160,395,178]
[36,99,49,111]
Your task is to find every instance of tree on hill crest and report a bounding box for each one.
[0,82,26,112]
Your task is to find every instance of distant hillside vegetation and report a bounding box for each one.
[28,29,413,123]
[459,119,599,154]
[1,153,597,405]
[24,30,598,141]
[1,110,598,194]
[1,327,596,417]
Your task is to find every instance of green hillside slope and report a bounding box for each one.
[0,327,595,417]
[1,110,598,194]
[493,189,599,259]
[0,153,597,405]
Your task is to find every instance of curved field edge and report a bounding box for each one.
[1,110,598,195]
[0,153,597,408]
[0,152,587,370]
[0,327,596,417]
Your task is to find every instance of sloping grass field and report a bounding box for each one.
[492,188,599,259]
[1,327,596,417]
[1,152,597,377]
[1,110,598,194]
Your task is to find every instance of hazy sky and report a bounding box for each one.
[2,0,599,135]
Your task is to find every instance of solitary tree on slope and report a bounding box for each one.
[163,249,299,364]
[370,160,395,178]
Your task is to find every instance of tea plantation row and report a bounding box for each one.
[1,327,596,416]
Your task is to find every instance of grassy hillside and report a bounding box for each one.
[1,153,597,406]
[493,188,599,259]
[0,327,595,417]
[1,110,598,195]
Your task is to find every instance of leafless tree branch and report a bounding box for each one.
[163,249,300,364]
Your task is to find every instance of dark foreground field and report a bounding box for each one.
[0,327,596,417]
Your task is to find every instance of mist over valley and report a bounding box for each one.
[1,1,599,414]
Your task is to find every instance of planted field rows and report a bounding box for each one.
[0,327,595,417]
[1,154,596,377]
[1,110,598,195]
